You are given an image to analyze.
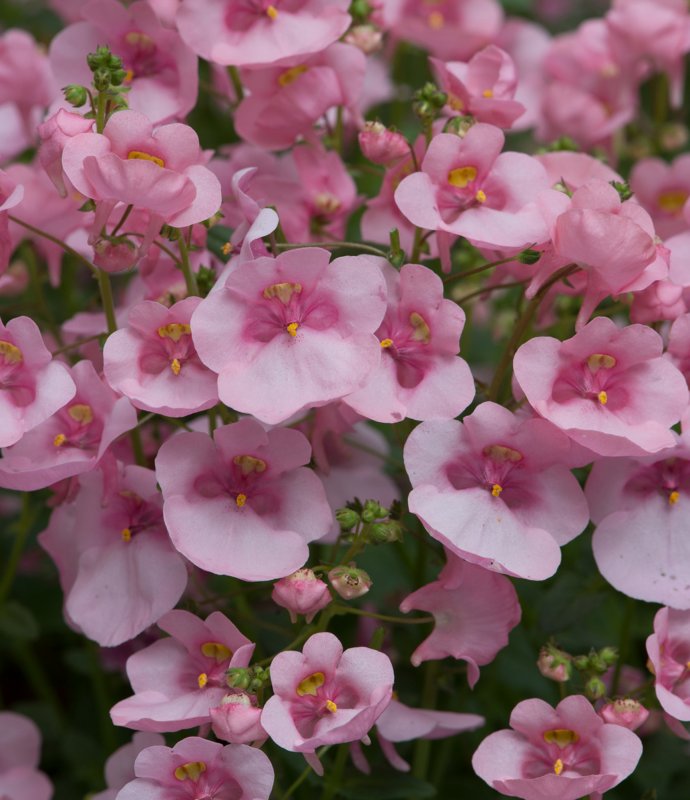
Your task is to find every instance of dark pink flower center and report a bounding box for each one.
[244,281,338,343]
[378,310,432,389]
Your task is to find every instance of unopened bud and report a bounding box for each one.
[443,116,475,137]
[63,84,88,107]
[517,248,541,265]
[93,67,112,91]
[599,698,649,731]
[367,520,402,544]
[599,647,619,667]
[110,68,127,86]
[344,25,383,54]
[572,655,590,672]
[537,646,572,683]
[328,565,372,600]
[359,122,409,165]
[226,668,251,690]
[585,676,606,700]
[610,181,633,202]
[361,499,388,523]
[272,568,331,623]
[659,123,688,152]
[335,507,360,532]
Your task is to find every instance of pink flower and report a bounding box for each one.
[647,607,690,722]
[343,262,474,422]
[114,737,274,800]
[37,109,94,197]
[190,248,387,424]
[210,692,266,745]
[630,154,690,239]
[514,316,689,457]
[177,0,351,67]
[472,695,643,800]
[272,568,332,624]
[0,169,24,275]
[104,298,218,417]
[92,732,165,800]
[261,632,393,763]
[358,122,409,166]
[0,712,52,800]
[599,699,650,731]
[405,403,589,580]
[400,552,521,685]
[49,0,198,123]
[0,315,76,449]
[155,418,332,580]
[110,609,255,731]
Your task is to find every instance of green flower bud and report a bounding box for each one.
[110,68,128,87]
[610,181,634,202]
[572,655,590,671]
[517,248,541,265]
[63,84,89,107]
[585,676,606,700]
[335,507,360,532]
[367,520,402,544]
[598,646,619,667]
[226,668,251,690]
[361,499,388,523]
[442,115,475,137]
[93,67,112,91]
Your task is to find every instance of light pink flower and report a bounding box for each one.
[191,248,387,424]
[92,732,165,800]
[472,695,643,800]
[272,568,332,624]
[0,169,24,275]
[155,418,332,580]
[630,154,690,239]
[400,552,521,685]
[0,712,52,800]
[514,316,689,457]
[110,609,255,731]
[358,122,409,166]
[405,403,589,580]
[210,692,266,745]
[599,699,650,732]
[647,607,690,722]
[37,109,94,198]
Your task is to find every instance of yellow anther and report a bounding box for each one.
[598,391,608,405]
[68,404,94,425]
[669,490,680,505]
[448,94,464,112]
[157,323,191,342]
[278,65,308,87]
[686,660,690,670]
[543,729,579,748]
[491,483,503,497]
[121,527,132,542]
[658,190,688,215]
[483,444,523,463]
[286,322,300,337]
[266,4,278,18]
[448,166,478,188]
[475,189,487,203]
[236,493,247,507]
[314,193,341,214]
[53,433,67,447]
[170,358,182,376]
[482,89,494,98]
[263,282,302,304]
[174,762,207,782]
[427,10,444,27]
[127,150,165,168]
[553,759,564,776]
[221,242,233,256]
[297,671,325,697]
[201,641,232,662]
[233,454,267,475]
[380,338,394,349]
[124,30,155,49]
[0,341,22,364]
[587,353,617,373]
[124,69,134,83]
[325,700,338,713]
[409,312,431,344]
[197,672,208,688]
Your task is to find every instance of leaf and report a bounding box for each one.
[0,601,39,641]
[338,774,436,799]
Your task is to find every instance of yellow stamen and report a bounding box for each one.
[278,65,308,87]
[124,69,134,83]
[170,358,181,376]
[543,729,580,748]
[598,390,608,405]
[158,323,191,342]
[409,312,431,344]
[0,341,22,364]
[380,338,394,349]
[121,527,132,542]
[266,4,278,19]
[483,444,523,463]
[124,31,155,49]
[475,189,487,203]
[482,89,494,98]
[491,483,503,497]
[68,404,94,425]
[236,493,247,507]
[263,282,302,304]
[174,762,207,782]
[427,10,444,28]
[686,661,690,670]
[669,490,680,505]
[221,242,233,256]
[127,150,165,168]
[286,322,299,337]
[325,699,338,713]
[197,672,208,688]
[587,353,617,372]
[233,455,267,475]
[53,433,67,447]
[296,671,325,696]
[448,165,478,188]
[658,190,688,215]
[201,641,232,662]
[553,758,564,776]
[448,94,464,112]
[314,193,341,214]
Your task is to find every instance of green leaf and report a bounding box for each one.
[0,601,39,641]
[338,774,436,799]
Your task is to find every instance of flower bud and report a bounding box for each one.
[271,568,331,624]
[93,237,138,273]
[38,108,94,196]
[226,667,251,690]
[659,123,688,152]
[442,116,475,137]
[361,499,388,523]
[585,676,607,700]
[210,692,266,744]
[344,24,383,54]
[598,647,619,667]
[536,646,572,683]
[328,565,372,600]
[572,655,590,672]
[517,248,541,265]
[599,698,650,731]
[93,67,112,92]
[367,520,402,544]
[358,122,409,166]
[335,506,360,531]
[63,84,88,108]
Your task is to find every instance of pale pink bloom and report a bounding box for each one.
[400,552,521,684]
[358,122,409,166]
[115,737,274,800]
[535,151,622,192]
[405,403,589,580]
[630,154,690,239]
[394,125,551,251]
[191,248,387,424]
[110,609,255,731]
[0,359,136,491]
[235,43,366,151]
[514,316,689,457]
[49,0,198,123]
[155,418,332,580]
[0,169,24,276]
[0,712,52,800]
[0,315,75,449]
[630,279,687,324]
[646,607,690,722]
[210,692,266,745]
[344,25,383,54]
[344,262,474,423]
[272,568,331,623]
[37,109,94,198]
[261,632,394,765]
[472,695,642,800]
[177,0,351,67]
[536,648,571,683]
[104,298,218,417]
[39,463,188,647]
[667,312,690,387]
[221,167,278,264]
[599,699,650,732]
[430,46,525,129]
[92,732,165,800]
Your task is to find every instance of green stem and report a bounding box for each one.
[412,661,439,780]
[96,90,107,133]
[52,333,107,356]
[611,596,635,696]
[443,254,520,284]
[22,243,63,345]
[0,494,34,605]
[97,269,118,334]
[275,241,388,258]
[281,747,330,800]
[333,105,344,154]
[177,230,199,296]
[411,227,423,262]
[87,641,118,752]
[9,215,97,275]
[110,203,133,237]
[228,65,244,102]
[332,605,434,625]
[454,280,528,305]
[121,231,181,264]
[321,744,349,800]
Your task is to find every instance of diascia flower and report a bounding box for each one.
[0,712,52,800]
[646,606,690,722]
